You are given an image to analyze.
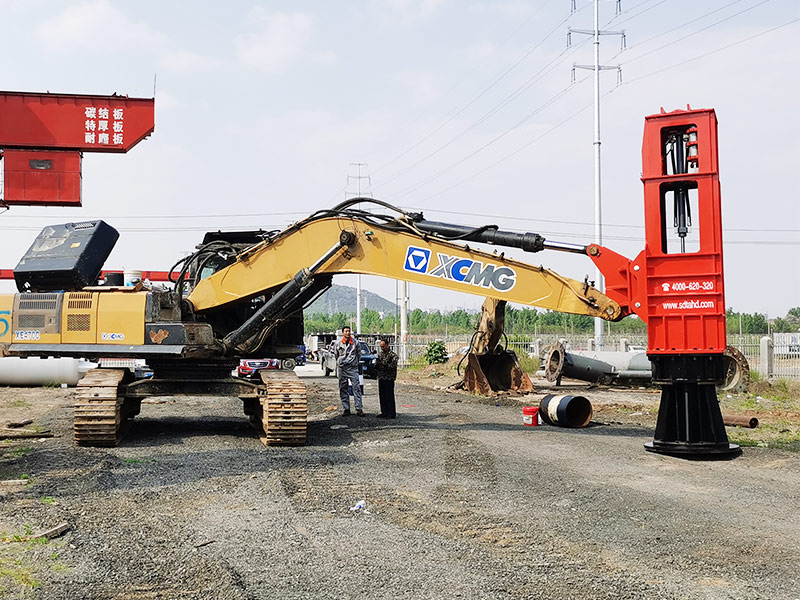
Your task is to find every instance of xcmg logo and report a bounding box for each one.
[403,246,516,292]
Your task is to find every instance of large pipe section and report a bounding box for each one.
[539,394,593,428]
[0,357,88,386]
[539,342,749,392]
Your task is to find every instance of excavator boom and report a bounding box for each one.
[188,212,623,322]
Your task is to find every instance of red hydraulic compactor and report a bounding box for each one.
[588,107,737,457]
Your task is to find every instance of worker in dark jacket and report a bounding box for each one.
[375,338,398,419]
[335,326,363,415]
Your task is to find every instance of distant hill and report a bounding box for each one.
[307,284,397,316]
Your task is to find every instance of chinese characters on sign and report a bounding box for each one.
[84,106,124,146]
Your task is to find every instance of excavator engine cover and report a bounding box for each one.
[14,221,119,292]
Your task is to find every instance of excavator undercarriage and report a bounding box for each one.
[74,365,307,447]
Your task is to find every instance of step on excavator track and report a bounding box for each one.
[74,368,132,447]
[254,370,308,446]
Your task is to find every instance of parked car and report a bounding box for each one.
[320,340,378,379]
[237,352,305,379]
[238,358,280,379]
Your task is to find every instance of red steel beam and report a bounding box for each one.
[0,91,154,153]
[0,270,177,282]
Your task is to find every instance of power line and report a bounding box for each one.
[376,41,591,192]
[370,3,590,180]
[0,210,308,220]
[617,0,748,53]
[623,14,797,82]
[3,206,795,234]
[605,0,668,27]
[382,75,592,201]
[384,12,795,207]
[401,99,594,204]
[369,0,562,176]
[403,207,800,233]
[619,0,774,66]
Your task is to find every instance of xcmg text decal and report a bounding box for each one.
[403,246,516,292]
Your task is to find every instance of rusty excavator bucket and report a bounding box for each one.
[460,298,534,396]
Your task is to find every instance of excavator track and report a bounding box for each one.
[74,368,129,447]
[255,370,307,446]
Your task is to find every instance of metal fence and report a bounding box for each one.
[401,333,800,380]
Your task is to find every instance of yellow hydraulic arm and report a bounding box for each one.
[189,209,622,324]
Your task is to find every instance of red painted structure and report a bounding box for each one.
[0,270,176,282]
[588,107,725,356]
[587,107,735,456]
[0,91,154,206]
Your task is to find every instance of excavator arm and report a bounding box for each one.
[188,206,624,330]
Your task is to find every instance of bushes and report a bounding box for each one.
[424,341,448,364]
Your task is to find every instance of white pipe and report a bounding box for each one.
[0,357,85,387]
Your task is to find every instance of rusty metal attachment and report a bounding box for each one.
[722,414,759,429]
[720,345,750,393]
[460,298,533,396]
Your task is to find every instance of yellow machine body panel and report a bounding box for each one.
[61,292,99,344]
[96,292,147,345]
[189,217,622,321]
[0,291,148,347]
[10,293,62,344]
[0,294,13,345]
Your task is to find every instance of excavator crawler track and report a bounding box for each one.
[255,370,307,446]
[74,368,130,447]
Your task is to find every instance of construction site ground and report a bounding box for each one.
[1,363,799,600]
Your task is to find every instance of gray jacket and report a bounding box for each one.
[334,337,361,369]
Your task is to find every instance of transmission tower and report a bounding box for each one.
[346,163,372,334]
[568,0,625,349]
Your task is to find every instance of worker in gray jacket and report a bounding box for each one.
[335,326,363,415]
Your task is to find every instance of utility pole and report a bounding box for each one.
[346,163,371,334]
[400,277,411,367]
[568,0,624,350]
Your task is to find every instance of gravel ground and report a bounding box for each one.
[1,367,799,600]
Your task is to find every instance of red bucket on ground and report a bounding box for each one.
[522,406,539,427]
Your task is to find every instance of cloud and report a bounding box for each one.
[381,0,448,20]
[158,49,223,72]
[36,0,167,51]
[469,1,533,19]
[36,1,221,73]
[235,9,331,73]
[154,90,181,112]
[392,70,446,106]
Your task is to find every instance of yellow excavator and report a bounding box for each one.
[0,198,622,446]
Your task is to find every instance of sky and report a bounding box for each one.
[0,0,798,318]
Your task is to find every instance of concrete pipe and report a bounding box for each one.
[539,394,593,428]
[0,357,85,387]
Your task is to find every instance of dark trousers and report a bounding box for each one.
[378,379,396,418]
